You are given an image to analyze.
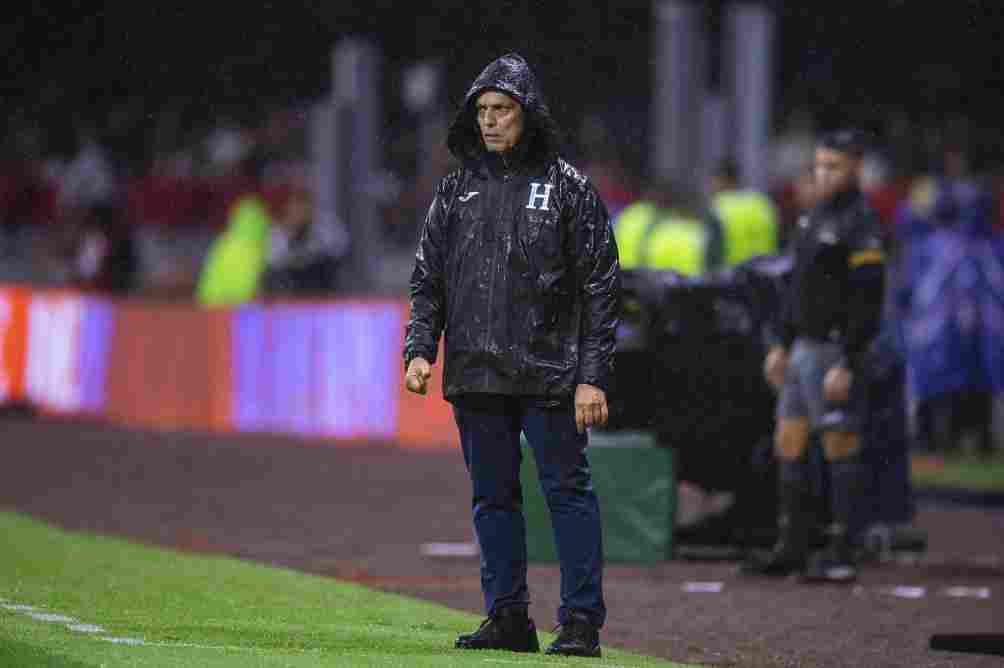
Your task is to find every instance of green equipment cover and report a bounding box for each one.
[519,430,675,563]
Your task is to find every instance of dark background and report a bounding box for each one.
[5,1,1004,168]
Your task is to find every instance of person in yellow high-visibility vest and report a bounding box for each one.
[196,194,272,306]
[614,178,723,276]
[709,160,779,267]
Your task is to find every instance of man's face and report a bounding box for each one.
[814,147,859,199]
[476,90,524,153]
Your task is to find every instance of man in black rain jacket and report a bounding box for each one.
[403,53,620,658]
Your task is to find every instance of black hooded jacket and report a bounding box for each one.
[403,53,621,400]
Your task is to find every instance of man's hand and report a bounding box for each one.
[823,365,853,404]
[405,357,432,395]
[764,345,788,391]
[575,384,608,434]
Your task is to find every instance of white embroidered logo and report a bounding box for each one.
[458,191,480,202]
[526,183,554,211]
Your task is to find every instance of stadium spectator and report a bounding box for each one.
[56,123,119,222]
[744,129,887,584]
[614,178,723,275]
[195,154,272,306]
[772,164,821,249]
[770,109,816,187]
[33,123,125,288]
[859,149,911,230]
[792,165,821,213]
[202,116,254,179]
[403,53,618,657]
[262,184,347,296]
[0,123,54,259]
[708,158,779,268]
[70,203,139,294]
[577,113,639,218]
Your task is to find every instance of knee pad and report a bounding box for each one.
[822,431,861,461]
[775,417,810,460]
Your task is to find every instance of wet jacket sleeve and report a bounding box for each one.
[573,184,621,392]
[403,182,450,368]
[842,221,887,371]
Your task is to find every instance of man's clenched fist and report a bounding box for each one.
[405,357,432,395]
[575,383,608,434]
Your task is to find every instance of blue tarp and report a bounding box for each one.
[897,181,1004,403]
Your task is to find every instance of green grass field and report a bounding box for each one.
[911,451,1004,492]
[0,511,696,668]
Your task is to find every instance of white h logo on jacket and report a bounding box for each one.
[526,183,554,211]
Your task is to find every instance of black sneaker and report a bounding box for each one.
[544,611,601,658]
[455,606,539,652]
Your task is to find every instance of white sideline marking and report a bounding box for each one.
[421,542,479,558]
[882,586,927,599]
[104,638,263,653]
[943,586,991,600]
[149,641,261,652]
[3,577,991,662]
[2,598,259,653]
[102,637,146,646]
[28,613,77,624]
[68,624,105,633]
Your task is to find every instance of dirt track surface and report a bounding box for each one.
[1,416,1001,667]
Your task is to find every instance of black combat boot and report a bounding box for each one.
[455,605,539,652]
[803,456,861,584]
[803,523,857,583]
[742,458,811,576]
[545,610,601,658]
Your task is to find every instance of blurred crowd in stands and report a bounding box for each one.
[0,103,322,298]
[1,100,1001,455]
[3,102,1002,292]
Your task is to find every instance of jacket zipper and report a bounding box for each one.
[485,165,511,354]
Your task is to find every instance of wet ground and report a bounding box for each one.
[2,416,1001,667]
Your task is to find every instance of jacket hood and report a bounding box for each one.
[446,53,561,168]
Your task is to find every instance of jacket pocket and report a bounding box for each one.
[523,211,561,259]
[527,273,571,359]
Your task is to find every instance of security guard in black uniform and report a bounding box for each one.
[743,129,886,583]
